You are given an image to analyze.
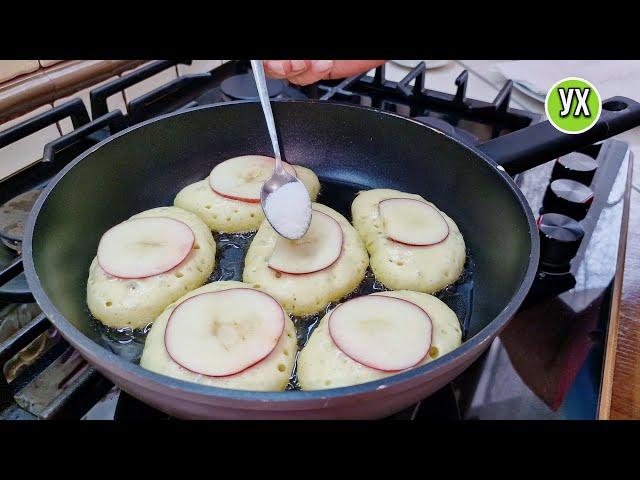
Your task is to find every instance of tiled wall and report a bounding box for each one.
[0,60,225,180]
[0,60,62,84]
[0,105,60,180]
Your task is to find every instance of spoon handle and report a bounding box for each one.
[250,60,284,172]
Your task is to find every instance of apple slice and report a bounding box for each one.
[268,210,343,275]
[209,155,297,203]
[379,198,449,246]
[164,288,285,377]
[97,217,195,279]
[328,295,432,372]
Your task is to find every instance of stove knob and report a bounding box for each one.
[542,178,594,220]
[538,213,585,270]
[551,152,597,185]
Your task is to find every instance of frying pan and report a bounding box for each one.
[23,97,640,419]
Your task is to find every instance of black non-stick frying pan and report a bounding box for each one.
[23,97,640,419]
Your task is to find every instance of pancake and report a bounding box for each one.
[297,290,462,390]
[140,281,296,391]
[243,202,369,317]
[352,189,466,293]
[174,159,320,233]
[87,206,215,330]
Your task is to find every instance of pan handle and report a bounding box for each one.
[477,96,640,175]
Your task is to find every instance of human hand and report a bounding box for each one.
[263,60,386,86]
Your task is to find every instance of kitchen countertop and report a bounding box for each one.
[608,156,639,419]
[385,60,640,419]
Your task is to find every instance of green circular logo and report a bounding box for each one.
[545,77,601,134]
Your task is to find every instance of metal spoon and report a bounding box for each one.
[251,60,312,240]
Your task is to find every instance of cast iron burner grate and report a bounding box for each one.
[84,60,538,138]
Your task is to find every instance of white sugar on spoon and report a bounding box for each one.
[264,181,312,239]
[250,59,312,240]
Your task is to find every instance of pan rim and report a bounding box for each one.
[23,99,540,405]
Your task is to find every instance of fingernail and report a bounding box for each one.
[312,60,333,72]
[266,60,286,76]
[291,60,307,72]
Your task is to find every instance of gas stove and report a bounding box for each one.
[0,60,631,419]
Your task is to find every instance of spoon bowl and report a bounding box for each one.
[260,174,312,241]
[251,60,312,240]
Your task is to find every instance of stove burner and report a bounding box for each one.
[0,189,42,252]
[413,116,479,146]
[191,73,307,107]
[221,73,284,101]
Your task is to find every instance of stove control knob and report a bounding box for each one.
[542,178,594,220]
[551,152,597,185]
[538,213,585,270]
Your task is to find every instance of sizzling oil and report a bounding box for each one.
[94,180,474,389]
